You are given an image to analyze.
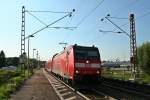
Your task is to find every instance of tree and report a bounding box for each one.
[12,57,19,66]
[0,50,6,68]
[137,42,150,75]
[6,57,19,66]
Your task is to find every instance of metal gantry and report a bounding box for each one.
[21,6,25,56]
[20,6,75,76]
[20,6,26,74]
[100,14,138,80]
[129,14,138,79]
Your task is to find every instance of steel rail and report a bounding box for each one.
[43,69,90,100]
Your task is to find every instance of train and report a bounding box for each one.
[46,44,102,86]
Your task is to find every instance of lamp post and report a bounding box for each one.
[33,48,36,59]
[36,51,39,69]
[32,48,36,71]
[27,35,34,76]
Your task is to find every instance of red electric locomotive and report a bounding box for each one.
[48,44,102,85]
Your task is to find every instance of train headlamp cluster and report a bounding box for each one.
[96,71,100,74]
[75,70,79,74]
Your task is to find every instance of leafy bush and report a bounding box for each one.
[0,70,22,85]
[0,70,28,99]
[137,42,150,75]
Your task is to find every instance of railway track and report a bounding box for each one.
[44,69,113,100]
[43,69,90,100]
[79,88,116,100]
[78,77,150,100]
[101,77,150,99]
[44,69,150,100]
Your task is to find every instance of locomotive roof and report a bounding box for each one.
[66,44,98,49]
[73,44,98,49]
[52,44,98,58]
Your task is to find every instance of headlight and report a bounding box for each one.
[96,71,100,74]
[75,70,79,74]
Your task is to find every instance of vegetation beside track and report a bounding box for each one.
[102,68,150,84]
[102,68,131,80]
[0,69,32,99]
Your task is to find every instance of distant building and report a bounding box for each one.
[101,61,120,68]
[102,61,131,70]
[1,66,17,70]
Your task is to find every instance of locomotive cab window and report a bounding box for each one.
[87,51,99,58]
[74,48,100,59]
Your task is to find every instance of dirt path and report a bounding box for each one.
[11,69,60,100]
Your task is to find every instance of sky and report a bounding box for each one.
[0,0,150,61]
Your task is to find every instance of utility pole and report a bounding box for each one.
[129,14,138,80]
[20,6,25,74]
[39,55,40,68]
[33,49,36,59]
[36,51,39,68]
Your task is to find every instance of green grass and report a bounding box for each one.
[102,69,131,80]
[0,70,19,85]
[0,69,32,99]
[102,68,150,84]
[138,73,150,83]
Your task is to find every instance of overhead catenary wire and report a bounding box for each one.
[85,1,149,45]
[64,12,75,27]
[26,10,77,31]
[31,13,72,36]
[100,10,150,42]
[61,14,76,43]
[25,10,75,39]
[85,30,107,44]
[25,10,71,14]
[62,0,105,45]
[104,16,130,37]
[108,16,128,20]
[106,0,139,31]
[78,21,100,44]
[107,10,150,35]
[76,0,105,27]
[61,0,87,42]
[64,0,85,27]
[136,11,150,19]
[113,0,139,17]
[99,29,122,34]
[48,27,77,31]
[114,11,150,30]
[26,10,48,26]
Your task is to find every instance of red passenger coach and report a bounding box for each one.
[45,60,52,72]
[48,44,102,85]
